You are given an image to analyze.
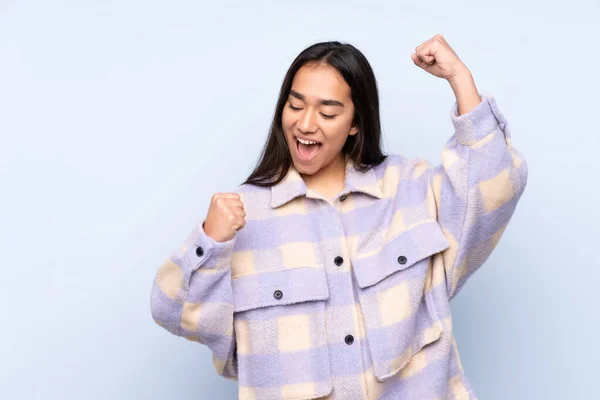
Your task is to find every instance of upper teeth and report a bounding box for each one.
[297,137,319,145]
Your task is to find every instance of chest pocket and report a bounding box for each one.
[351,220,451,382]
[231,265,333,400]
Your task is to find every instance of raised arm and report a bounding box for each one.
[412,35,528,299]
[150,192,247,378]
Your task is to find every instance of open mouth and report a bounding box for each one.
[294,136,322,162]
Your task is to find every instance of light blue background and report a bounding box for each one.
[2,1,598,399]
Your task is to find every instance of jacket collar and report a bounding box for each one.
[270,156,384,208]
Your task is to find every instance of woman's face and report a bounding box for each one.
[282,63,358,176]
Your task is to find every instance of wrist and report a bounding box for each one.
[202,221,218,242]
[447,68,481,115]
[447,67,474,92]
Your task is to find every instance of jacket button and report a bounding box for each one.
[196,247,204,257]
[340,194,348,202]
[334,256,344,266]
[273,290,283,300]
[345,334,354,345]
[397,255,407,265]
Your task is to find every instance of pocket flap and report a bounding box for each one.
[232,265,329,312]
[352,221,450,289]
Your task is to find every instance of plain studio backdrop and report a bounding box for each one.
[1,1,598,399]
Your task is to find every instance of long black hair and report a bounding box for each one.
[242,41,387,187]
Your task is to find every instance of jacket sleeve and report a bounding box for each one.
[150,221,238,379]
[424,95,528,300]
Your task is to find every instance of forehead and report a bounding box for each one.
[290,63,351,101]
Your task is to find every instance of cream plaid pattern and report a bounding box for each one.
[151,95,528,399]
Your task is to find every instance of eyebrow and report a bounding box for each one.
[289,90,345,107]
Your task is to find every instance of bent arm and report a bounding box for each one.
[150,221,238,378]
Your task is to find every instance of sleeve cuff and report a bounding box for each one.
[179,221,236,273]
[450,94,508,146]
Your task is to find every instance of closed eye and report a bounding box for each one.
[287,103,337,120]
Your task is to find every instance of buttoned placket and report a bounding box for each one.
[305,190,369,395]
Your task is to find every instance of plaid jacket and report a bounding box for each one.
[151,95,528,400]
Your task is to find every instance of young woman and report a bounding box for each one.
[151,35,528,400]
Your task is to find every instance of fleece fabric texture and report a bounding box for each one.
[151,94,528,400]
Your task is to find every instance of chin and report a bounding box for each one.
[292,159,320,176]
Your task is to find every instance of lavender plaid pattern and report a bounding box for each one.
[151,95,528,399]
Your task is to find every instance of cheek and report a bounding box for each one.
[327,119,353,141]
[281,110,294,131]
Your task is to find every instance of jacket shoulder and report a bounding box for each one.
[375,153,433,183]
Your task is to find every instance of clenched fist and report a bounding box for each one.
[203,193,246,243]
[410,34,469,81]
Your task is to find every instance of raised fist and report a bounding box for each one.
[203,193,246,243]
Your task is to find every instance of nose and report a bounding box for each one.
[297,108,318,134]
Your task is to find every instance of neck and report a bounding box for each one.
[301,152,347,200]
